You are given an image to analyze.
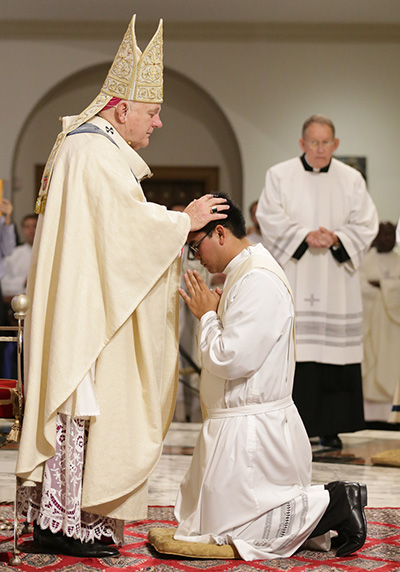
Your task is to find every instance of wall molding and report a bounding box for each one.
[1,20,400,43]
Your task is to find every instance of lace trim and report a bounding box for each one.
[17,413,124,545]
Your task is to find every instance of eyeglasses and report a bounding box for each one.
[305,140,335,149]
[189,230,213,255]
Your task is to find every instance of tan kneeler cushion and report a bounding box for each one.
[148,528,239,559]
[371,449,400,468]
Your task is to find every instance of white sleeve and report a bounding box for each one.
[198,269,293,380]
[334,174,378,272]
[257,167,311,266]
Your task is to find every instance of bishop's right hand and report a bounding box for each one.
[184,194,229,232]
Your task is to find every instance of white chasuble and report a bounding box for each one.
[257,157,378,365]
[174,245,329,561]
[16,116,191,520]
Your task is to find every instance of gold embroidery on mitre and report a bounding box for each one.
[35,15,163,214]
[101,16,139,100]
[101,16,163,104]
[134,19,163,103]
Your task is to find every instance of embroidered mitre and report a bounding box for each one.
[35,15,163,214]
[102,15,163,104]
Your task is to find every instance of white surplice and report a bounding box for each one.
[257,157,378,365]
[360,248,400,418]
[174,244,329,561]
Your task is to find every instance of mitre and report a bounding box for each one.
[36,15,163,214]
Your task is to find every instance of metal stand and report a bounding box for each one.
[0,295,29,565]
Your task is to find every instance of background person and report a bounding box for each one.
[246,200,265,245]
[0,196,16,377]
[247,201,262,244]
[257,114,378,449]
[360,221,400,425]
[1,213,38,298]
[0,213,37,378]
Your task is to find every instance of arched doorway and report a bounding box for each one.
[12,64,243,222]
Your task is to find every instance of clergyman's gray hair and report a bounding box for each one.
[302,114,336,138]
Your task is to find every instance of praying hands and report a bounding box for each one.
[179,269,222,320]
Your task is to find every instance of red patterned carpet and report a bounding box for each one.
[0,505,399,571]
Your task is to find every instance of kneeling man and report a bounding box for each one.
[175,193,367,561]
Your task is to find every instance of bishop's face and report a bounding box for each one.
[125,102,163,150]
[299,123,339,170]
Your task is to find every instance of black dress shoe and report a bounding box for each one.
[33,523,120,558]
[336,482,367,557]
[319,435,343,449]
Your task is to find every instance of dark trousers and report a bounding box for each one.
[309,482,350,538]
[293,362,365,437]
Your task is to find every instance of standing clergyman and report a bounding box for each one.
[257,115,378,449]
[16,15,228,558]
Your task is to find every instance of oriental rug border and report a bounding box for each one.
[0,505,399,571]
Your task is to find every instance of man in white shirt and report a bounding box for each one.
[1,214,37,297]
[175,193,367,561]
[0,197,16,286]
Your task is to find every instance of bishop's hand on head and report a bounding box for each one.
[184,194,229,231]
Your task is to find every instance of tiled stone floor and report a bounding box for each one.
[1,422,399,508]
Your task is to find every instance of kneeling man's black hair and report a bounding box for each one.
[200,192,247,239]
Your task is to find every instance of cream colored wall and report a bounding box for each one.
[1,33,400,228]
[2,37,118,225]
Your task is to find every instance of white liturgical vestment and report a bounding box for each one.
[16,116,190,521]
[175,244,329,561]
[257,157,378,365]
[360,248,400,415]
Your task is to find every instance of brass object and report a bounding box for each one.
[11,294,29,317]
